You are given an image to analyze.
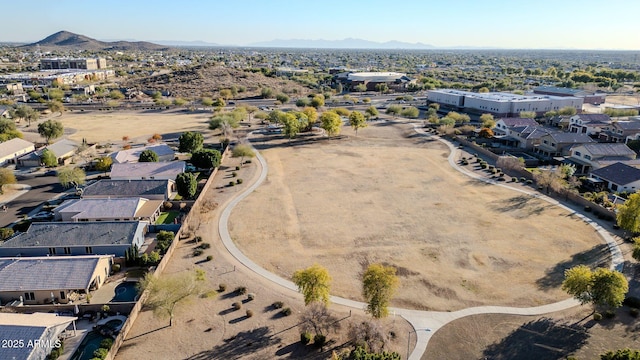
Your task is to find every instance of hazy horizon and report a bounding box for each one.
[2,0,639,50]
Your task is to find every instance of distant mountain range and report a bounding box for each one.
[21,31,169,51]
[247,38,435,49]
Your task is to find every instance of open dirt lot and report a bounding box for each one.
[229,122,608,312]
[57,109,213,143]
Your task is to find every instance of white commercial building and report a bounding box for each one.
[427,89,583,117]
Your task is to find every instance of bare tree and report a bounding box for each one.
[300,302,340,336]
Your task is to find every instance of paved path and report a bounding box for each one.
[216,127,624,359]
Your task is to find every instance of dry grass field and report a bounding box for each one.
[57,109,212,143]
[229,122,608,312]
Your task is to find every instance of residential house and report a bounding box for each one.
[111,143,175,164]
[545,115,571,130]
[0,138,35,166]
[568,114,611,135]
[54,197,163,223]
[0,255,112,305]
[589,162,640,192]
[535,132,595,158]
[18,138,87,167]
[81,179,175,201]
[0,221,147,257]
[494,117,539,136]
[499,125,548,150]
[568,143,637,174]
[110,161,185,181]
[0,313,77,360]
[599,120,640,143]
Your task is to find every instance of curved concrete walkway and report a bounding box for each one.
[217,127,624,360]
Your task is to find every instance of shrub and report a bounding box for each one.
[630,308,639,318]
[313,334,326,347]
[93,347,108,359]
[218,283,227,292]
[99,338,113,349]
[480,163,487,169]
[273,301,284,309]
[228,181,235,187]
[111,264,121,273]
[232,302,242,310]
[497,177,506,182]
[520,177,526,182]
[281,307,292,316]
[245,159,252,164]
[199,242,211,249]
[584,206,592,212]
[593,312,603,321]
[194,236,202,243]
[193,249,203,257]
[235,166,240,170]
[604,310,616,319]
[246,309,254,317]
[232,171,237,177]
[205,255,213,262]
[526,179,533,184]
[247,293,255,301]
[301,332,312,345]
[511,177,517,182]
[237,178,243,184]
[235,286,247,295]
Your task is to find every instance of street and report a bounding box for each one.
[0,175,64,228]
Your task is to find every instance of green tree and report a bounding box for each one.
[209,113,240,131]
[349,111,367,136]
[562,265,628,309]
[365,106,379,120]
[191,149,221,169]
[310,94,325,108]
[375,83,388,94]
[47,100,65,115]
[176,172,197,199]
[292,264,332,306]
[261,87,274,99]
[362,264,399,319]
[281,112,300,139]
[632,238,640,262]
[320,111,342,137]
[212,98,226,107]
[201,97,214,106]
[12,105,39,127]
[40,149,57,167]
[296,98,309,107]
[446,111,470,123]
[478,87,490,93]
[428,103,440,111]
[302,107,319,129]
[95,156,113,173]
[219,89,232,100]
[276,93,289,103]
[0,118,22,141]
[139,149,159,162]
[386,105,402,116]
[232,144,255,166]
[109,90,125,100]
[616,193,640,234]
[47,88,64,101]
[401,106,419,118]
[520,111,536,119]
[173,97,188,106]
[0,168,17,192]
[57,167,85,190]
[480,113,496,128]
[354,84,367,92]
[37,119,64,144]
[178,131,204,153]
[138,270,207,326]
[0,227,14,240]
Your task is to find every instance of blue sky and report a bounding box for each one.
[2,0,639,49]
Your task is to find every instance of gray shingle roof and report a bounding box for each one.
[0,138,34,157]
[0,256,106,291]
[499,117,539,128]
[82,179,170,197]
[581,143,636,157]
[614,121,640,130]
[0,221,144,247]
[591,162,640,186]
[575,114,611,123]
[110,161,185,180]
[0,325,45,360]
[547,132,594,144]
[46,139,78,158]
[55,198,144,219]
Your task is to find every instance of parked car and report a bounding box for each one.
[30,211,53,221]
[43,170,58,176]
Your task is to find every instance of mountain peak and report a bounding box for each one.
[22,31,169,51]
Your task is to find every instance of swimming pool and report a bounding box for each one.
[69,331,108,360]
[111,281,140,302]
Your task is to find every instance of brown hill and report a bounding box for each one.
[21,31,169,51]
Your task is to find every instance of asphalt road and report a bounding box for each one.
[0,175,64,228]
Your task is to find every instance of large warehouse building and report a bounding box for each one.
[334,71,415,91]
[427,89,583,117]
